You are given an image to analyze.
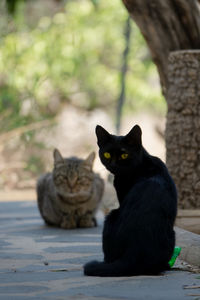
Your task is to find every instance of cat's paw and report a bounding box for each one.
[78,216,96,228]
[60,218,77,229]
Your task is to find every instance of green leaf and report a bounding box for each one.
[90,0,99,8]
[6,0,19,14]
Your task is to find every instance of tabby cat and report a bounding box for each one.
[37,149,104,229]
[84,124,177,276]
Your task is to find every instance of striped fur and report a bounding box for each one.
[37,149,104,229]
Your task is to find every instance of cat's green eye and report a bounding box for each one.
[104,152,111,159]
[121,153,128,159]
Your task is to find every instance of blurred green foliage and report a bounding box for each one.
[0,0,165,133]
[0,0,166,187]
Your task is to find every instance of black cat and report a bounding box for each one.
[84,124,177,277]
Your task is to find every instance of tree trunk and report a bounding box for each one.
[122,0,200,208]
[166,50,200,208]
[122,0,200,95]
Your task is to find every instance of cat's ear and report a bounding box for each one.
[83,152,95,170]
[96,125,111,147]
[53,148,64,164]
[124,125,142,147]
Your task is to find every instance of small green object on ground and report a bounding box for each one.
[168,246,182,268]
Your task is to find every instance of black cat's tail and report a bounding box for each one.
[84,259,169,277]
[84,260,129,277]
[84,260,145,277]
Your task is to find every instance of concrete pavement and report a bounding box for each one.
[0,200,200,300]
[176,227,200,268]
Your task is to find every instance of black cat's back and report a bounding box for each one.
[101,155,177,275]
[84,125,177,277]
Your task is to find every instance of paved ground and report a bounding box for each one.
[0,200,200,300]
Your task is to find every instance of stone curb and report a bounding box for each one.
[175,226,200,267]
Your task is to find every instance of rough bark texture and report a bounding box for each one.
[166,50,200,209]
[122,0,200,95]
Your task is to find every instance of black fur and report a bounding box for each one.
[84,125,177,277]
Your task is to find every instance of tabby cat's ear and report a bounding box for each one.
[124,125,142,147]
[83,152,95,170]
[96,125,111,147]
[53,148,64,164]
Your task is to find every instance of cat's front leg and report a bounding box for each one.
[76,208,96,228]
[60,214,77,229]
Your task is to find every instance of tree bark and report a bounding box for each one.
[166,50,200,208]
[122,0,200,208]
[122,0,200,95]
